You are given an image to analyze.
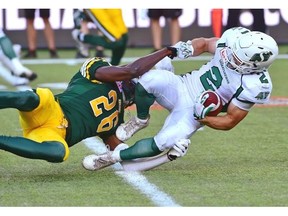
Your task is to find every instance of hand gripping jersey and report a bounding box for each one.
[182,27,273,111]
[55,58,125,147]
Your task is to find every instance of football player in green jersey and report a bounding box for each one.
[72,9,128,65]
[0,44,190,164]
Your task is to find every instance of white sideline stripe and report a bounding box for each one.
[20,54,288,65]
[83,137,181,207]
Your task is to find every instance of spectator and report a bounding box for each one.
[0,28,37,85]
[22,9,59,58]
[225,9,266,33]
[147,9,183,52]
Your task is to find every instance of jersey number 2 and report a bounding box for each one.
[200,66,223,90]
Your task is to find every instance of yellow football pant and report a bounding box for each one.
[18,88,70,161]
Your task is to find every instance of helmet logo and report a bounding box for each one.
[249,51,273,63]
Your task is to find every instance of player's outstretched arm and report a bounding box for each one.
[95,47,177,82]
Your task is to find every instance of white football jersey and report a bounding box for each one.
[139,27,273,150]
[182,27,272,111]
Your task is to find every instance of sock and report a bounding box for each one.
[110,34,128,65]
[136,117,149,123]
[135,83,155,120]
[82,33,128,65]
[0,136,65,163]
[120,153,171,171]
[0,35,17,59]
[111,143,129,161]
[119,137,162,160]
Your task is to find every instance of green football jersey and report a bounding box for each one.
[55,58,125,147]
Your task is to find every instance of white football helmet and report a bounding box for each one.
[225,31,279,74]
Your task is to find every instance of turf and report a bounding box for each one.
[0,47,288,208]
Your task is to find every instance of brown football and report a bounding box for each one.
[201,90,223,116]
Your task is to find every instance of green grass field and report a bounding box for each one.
[0,47,288,210]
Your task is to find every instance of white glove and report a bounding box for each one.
[154,56,174,73]
[193,92,215,120]
[172,40,194,59]
[167,138,191,161]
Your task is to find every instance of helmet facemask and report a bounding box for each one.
[225,47,263,74]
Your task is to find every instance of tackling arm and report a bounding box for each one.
[94,48,176,82]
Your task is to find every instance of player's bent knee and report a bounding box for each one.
[17,90,40,111]
[41,141,69,163]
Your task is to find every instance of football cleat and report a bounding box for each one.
[82,143,128,171]
[116,115,149,141]
[82,151,119,171]
[19,71,37,81]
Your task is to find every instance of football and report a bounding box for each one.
[201,90,223,116]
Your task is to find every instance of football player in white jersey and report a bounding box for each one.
[0,28,37,86]
[82,27,279,171]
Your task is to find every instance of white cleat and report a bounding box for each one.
[82,143,128,171]
[82,152,117,171]
[116,116,149,141]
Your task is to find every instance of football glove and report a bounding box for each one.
[167,138,191,161]
[172,40,194,59]
[193,92,215,120]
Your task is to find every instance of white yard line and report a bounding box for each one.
[83,137,181,207]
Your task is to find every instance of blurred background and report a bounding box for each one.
[1,8,287,50]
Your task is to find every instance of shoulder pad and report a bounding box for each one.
[80,57,111,81]
[239,72,272,104]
